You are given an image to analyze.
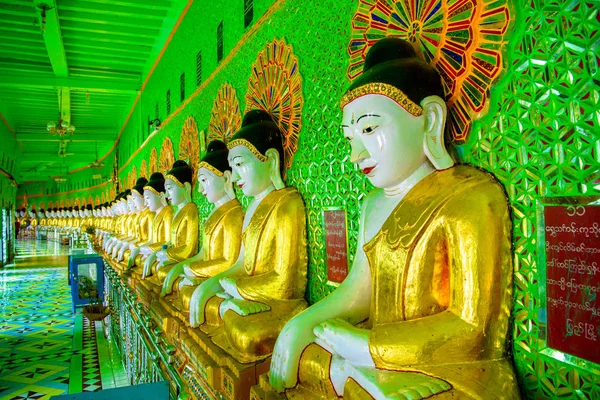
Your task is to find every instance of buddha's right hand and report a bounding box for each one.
[142,253,156,279]
[189,276,222,327]
[269,312,318,392]
[160,262,186,297]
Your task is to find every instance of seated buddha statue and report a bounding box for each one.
[268,38,520,399]
[38,209,47,229]
[71,207,81,230]
[116,178,152,263]
[189,109,308,364]
[130,172,174,273]
[102,198,119,252]
[49,209,57,228]
[121,173,172,274]
[102,202,116,247]
[142,161,199,286]
[111,193,138,259]
[160,140,244,316]
[97,203,112,245]
[29,210,39,229]
[105,192,130,255]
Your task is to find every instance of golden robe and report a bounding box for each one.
[150,202,199,282]
[294,166,520,399]
[202,187,308,364]
[118,208,155,271]
[174,199,244,312]
[128,205,174,274]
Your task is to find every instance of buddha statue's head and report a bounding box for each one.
[227,109,285,197]
[341,38,454,190]
[123,193,132,213]
[197,140,235,204]
[131,177,148,211]
[73,206,79,217]
[67,207,73,217]
[29,210,36,218]
[111,196,119,216]
[39,208,45,218]
[165,160,194,207]
[51,208,57,218]
[19,209,25,217]
[143,172,167,212]
[120,190,131,214]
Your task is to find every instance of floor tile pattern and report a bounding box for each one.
[0,241,105,399]
[81,317,103,392]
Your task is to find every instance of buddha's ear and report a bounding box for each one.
[421,95,454,170]
[183,182,193,202]
[223,170,235,199]
[265,148,285,190]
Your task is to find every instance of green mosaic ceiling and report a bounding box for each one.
[0,0,189,183]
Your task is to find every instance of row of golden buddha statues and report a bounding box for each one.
[43,39,522,399]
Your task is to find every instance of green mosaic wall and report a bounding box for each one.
[16,0,600,396]
[460,0,600,396]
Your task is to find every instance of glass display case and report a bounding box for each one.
[69,254,104,313]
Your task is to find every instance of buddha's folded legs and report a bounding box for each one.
[178,284,198,313]
[210,299,307,364]
[291,343,520,399]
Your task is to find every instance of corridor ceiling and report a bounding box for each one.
[0,0,187,183]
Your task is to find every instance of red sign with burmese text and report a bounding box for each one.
[324,209,349,284]
[544,205,600,364]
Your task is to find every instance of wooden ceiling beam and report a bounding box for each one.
[16,135,115,142]
[33,0,68,77]
[0,73,139,93]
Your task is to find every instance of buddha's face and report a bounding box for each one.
[132,192,145,211]
[127,196,136,213]
[342,94,427,189]
[197,167,226,204]
[29,212,35,218]
[19,211,24,217]
[228,146,272,197]
[143,189,163,212]
[165,179,187,206]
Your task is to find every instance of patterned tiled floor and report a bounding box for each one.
[0,240,112,399]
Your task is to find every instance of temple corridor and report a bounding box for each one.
[0,240,127,399]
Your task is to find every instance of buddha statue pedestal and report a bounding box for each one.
[184,324,272,400]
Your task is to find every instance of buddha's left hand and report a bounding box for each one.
[156,250,168,263]
[220,298,271,317]
[220,277,243,299]
[313,318,375,367]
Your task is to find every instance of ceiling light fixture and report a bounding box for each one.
[47,119,75,137]
[48,89,75,137]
